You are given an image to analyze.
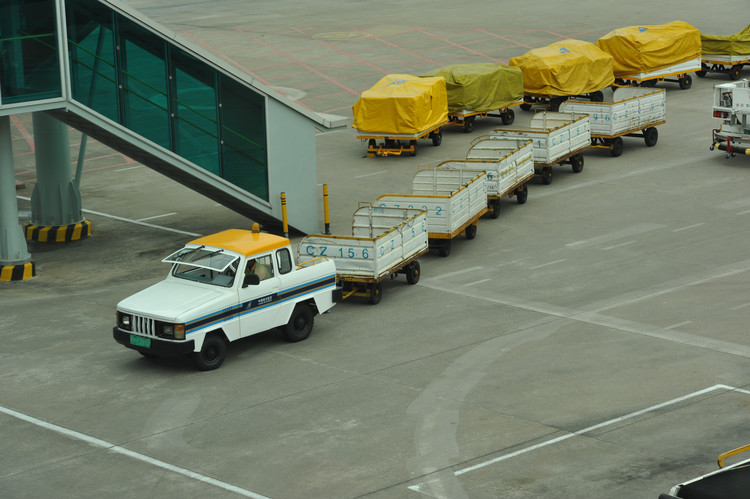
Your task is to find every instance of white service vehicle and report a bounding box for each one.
[710,79,750,157]
[113,225,339,370]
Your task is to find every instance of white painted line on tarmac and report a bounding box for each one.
[137,212,177,222]
[672,223,705,232]
[529,259,566,270]
[665,320,692,330]
[16,196,200,237]
[449,384,748,477]
[436,266,484,280]
[354,170,387,179]
[730,302,750,310]
[463,278,490,287]
[738,209,750,216]
[0,405,270,498]
[565,223,663,248]
[115,165,145,171]
[602,240,636,251]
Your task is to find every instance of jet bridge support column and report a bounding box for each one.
[24,113,91,243]
[0,115,34,281]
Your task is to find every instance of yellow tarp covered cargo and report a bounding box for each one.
[420,63,523,113]
[702,25,750,56]
[596,21,701,76]
[352,75,448,135]
[509,40,614,97]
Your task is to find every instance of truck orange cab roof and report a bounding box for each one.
[188,226,290,257]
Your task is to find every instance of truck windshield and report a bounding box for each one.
[163,247,239,287]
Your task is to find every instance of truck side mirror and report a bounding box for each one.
[243,273,260,287]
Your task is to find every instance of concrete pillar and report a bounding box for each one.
[0,115,34,281]
[25,112,91,242]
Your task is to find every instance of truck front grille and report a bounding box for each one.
[132,315,157,337]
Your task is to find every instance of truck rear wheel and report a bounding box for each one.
[192,334,227,371]
[284,303,314,342]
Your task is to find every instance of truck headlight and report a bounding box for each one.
[117,312,132,330]
[160,323,185,340]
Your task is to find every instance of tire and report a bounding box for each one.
[438,240,451,257]
[589,91,604,102]
[465,224,477,240]
[369,283,382,305]
[501,109,515,125]
[571,154,584,173]
[540,166,552,185]
[284,303,314,341]
[696,68,707,78]
[410,140,417,157]
[431,131,442,146]
[679,74,692,90]
[644,127,658,147]
[516,184,528,204]
[549,97,564,112]
[405,261,420,285]
[610,136,624,157]
[520,102,532,111]
[463,117,475,133]
[368,138,376,148]
[730,65,742,80]
[488,197,501,219]
[192,334,227,371]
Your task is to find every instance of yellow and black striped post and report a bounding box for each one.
[323,184,331,235]
[24,220,92,242]
[0,262,35,282]
[280,192,289,239]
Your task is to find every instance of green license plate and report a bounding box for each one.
[130,335,151,348]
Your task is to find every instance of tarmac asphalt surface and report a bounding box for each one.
[2,1,750,498]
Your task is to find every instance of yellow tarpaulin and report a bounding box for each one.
[509,40,614,97]
[352,75,448,135]
[420,63,523,113]
[596,21,701,76]
[702,25,750,56]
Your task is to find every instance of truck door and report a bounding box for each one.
[237,252,281,337]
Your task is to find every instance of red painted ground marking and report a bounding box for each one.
[237,29,360,97]
[411,28,502,63]
[11,115,34,153]
[354,29,443,66]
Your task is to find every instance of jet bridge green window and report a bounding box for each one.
[65,0,269,201]
[0,0,62,104]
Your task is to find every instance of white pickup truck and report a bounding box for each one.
[113,225,339,370]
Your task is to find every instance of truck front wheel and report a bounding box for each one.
[285,304,314,342]
[192,334,227,371]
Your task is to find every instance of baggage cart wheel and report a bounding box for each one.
[463,116,475,133]
[644,127,658,147]
[488,198,501,219]
[438,240,451,257]
[520,103,532,111]
[284,303,314,341]
[368,139,376,148]
[516,184,528,204]
[501,109,515,125]
[192,333,227,371]
[696,67,707,78]
[679,74,692,90]
[549,97,565,112]
[540,166,553,185]
[589,91,604,102]
[410,140,417,157]
[431,131,443,146]
[405,261,421,285]
[571,154,584,173]
[730,65,742,80]
[465,224,477,240]
[609,136,624,157]
[369,282,382,305]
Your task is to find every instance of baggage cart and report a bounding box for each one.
[299,204,428,304]
[449,136,534,217]
[559,86,666,157]
[614,57,700,89]
[356,121,447,157]
[698,55,750,81]
[376,168,488,257]
[661,444,750,498]
[488,112,590,185]
[446,101,521,132]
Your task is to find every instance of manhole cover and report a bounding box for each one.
[312,31,370,41]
